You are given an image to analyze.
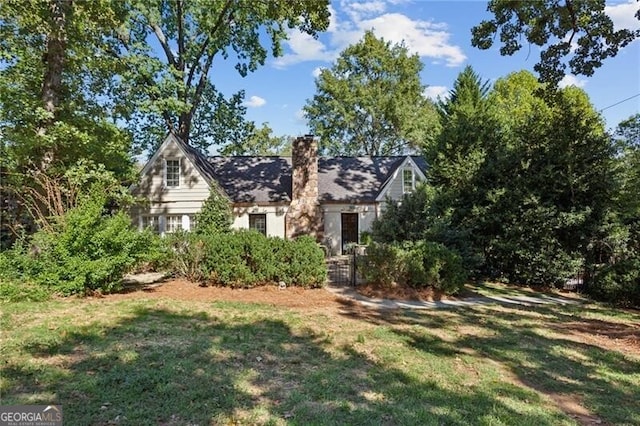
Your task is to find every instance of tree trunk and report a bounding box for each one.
[38,0,72,166]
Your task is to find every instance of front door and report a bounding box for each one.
[341,213,359,254]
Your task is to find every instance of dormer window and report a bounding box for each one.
[165,159,180,188]
[403,168,414,193]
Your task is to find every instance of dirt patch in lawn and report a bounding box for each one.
[549,393,605,426]
[355,283,459,301]
[550,319,640,355]
[107,278,341,309]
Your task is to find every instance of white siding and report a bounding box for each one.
[232,205,288,238]
[133,136,212,226]
[322,204,377,255]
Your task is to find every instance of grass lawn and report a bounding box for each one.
[1,285,639,425]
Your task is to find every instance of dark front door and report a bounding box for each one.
[341,213,359,254]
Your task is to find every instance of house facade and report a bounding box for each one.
[132,133,427,255]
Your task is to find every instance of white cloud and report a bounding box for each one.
[312,67,325,78]
[423,85,449,101]
[244,95,266,108]
[357,13,466,67]
[558,74,587,89]
[341,0,387,22]
[273,3,466,68]
[294,109,307,124]
[273,31,334,68]
[605,0,640,31]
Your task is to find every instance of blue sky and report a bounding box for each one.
[216,0,639,136]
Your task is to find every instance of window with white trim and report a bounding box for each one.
[165,159,180,188]
[165,215,183,233]
[403,168,415,193]
[141,215,159,233]
[249,214,267,236]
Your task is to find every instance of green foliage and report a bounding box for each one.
[194,189,232,235]
[374,69,620,297]
[471,0,639,86]
[1,189,160,295]
[305,30,440,155]
[220,122,292,156]
[119,0,330,151]
[360,241,467,294]
[427,69,613,286]
[613,114,640,224]
[359,243,404,287]
[167,231,326,288]
[0,279,52,303]
[371,184,480,273]
[0,0,133,172]
[589,257,640,308]
[0,240,53,302]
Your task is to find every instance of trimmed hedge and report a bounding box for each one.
[359,241,467,294]
[167,230,326,288]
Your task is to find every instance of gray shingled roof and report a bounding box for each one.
[171,134,428,204]
[204,155,427,204]
[319,157,402,202]
[208,157,293,203]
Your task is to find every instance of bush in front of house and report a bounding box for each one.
[0,190,164,296]
[285,235,328,286]
[359,240,467,294]
[168,230,326,288]
[194,189,232,235]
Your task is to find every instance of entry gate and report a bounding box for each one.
[326,255,354,286]
[326,249,366,286]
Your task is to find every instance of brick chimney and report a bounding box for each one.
[286,135,322,240]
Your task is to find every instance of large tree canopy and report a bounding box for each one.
[416,68,615,285]
[0,0,330,245]
[117,0,330,153]
[0,0,132,175]
[304,30,440,156]
[0,0,134,239]
[472,0,640,86]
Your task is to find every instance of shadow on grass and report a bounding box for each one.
[338,299,640,425]
[4,303,574,425]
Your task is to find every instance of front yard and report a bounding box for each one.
[1,282,638,425]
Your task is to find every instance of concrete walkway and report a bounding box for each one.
[326,285,583,310]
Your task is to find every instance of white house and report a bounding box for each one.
[132,133,427,255]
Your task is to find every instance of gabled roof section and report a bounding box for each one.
[136,133,228,198]
[138,135,429,204]
[207,157,293,203]
[375,155,428,202]
[204,155,428,204]
[318,157,405,202]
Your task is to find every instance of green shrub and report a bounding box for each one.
[286,236,327,287]
[0,279,52,302]
[194,189,232,235]
[0,190,160,295]
[588,257,640,308]
[410,241,467,293]
[358,241,467,294]
[164,231,209,282]
[168,231,326,288]
[358,243,404,288]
